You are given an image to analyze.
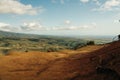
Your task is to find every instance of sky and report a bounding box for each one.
[0,0,120,36]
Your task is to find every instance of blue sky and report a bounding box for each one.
[0,0,120,36]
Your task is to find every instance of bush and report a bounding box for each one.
[41,46,60,52]
[28,38,39,42]
[87,41,95,45]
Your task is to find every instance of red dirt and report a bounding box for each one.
[0,41,120,80]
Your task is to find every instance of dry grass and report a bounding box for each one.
[0,41,119,80]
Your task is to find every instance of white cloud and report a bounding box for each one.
[80,0,89,3]
[114,19,120,23]
[93,0,120,11]
[0,23,10,27]
[0,0,42,15]
[102,0,120,10]
[0,21,97,32]
[82,23,97,29]
[20,21,97,31]
[64,20,71,25]
[92,0,101,5]
[51,0,65,4]
[51,22,97,30]
[52,0,100,4]
[21,22,46,31]
[0,22,18,32]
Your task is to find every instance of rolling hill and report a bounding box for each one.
[0,30,88,54]
[0,30,48,38]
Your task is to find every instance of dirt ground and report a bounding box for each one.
[0,41,120,80]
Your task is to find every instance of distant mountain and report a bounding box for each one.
[0,30,84,40]
[0,30,50,39]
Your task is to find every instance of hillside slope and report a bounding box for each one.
[0,41,120,80]
[35,41,120,80]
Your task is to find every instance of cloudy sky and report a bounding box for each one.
[0,0,120,36]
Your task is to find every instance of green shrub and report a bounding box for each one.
[87,41,95,45]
